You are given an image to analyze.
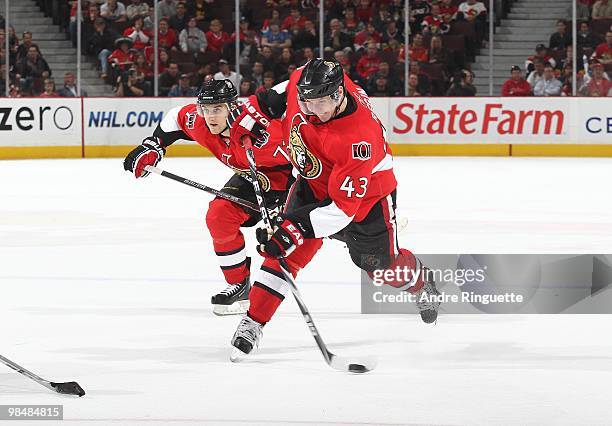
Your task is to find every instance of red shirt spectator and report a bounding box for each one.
[158,18,178,50]
[206,19,231,53]
[580,63,611,96]
[281,9,307,30]
[354,23,382,50]
[356,45,381,78]
[409,34,429,62]
[342,8,360,35]
[356,0,373,23]
[501,66,532,96]
[439,0,458,22]
[593,32,612,65]
[122,16,152,50]
[108,38,135,70]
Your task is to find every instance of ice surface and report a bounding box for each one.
[1,157,612,425]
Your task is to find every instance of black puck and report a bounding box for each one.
[348,363,367,373]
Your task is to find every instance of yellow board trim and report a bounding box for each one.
[0,146,82,160]
[2,144,612,159]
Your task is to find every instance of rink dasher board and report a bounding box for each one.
[0,97,611,159]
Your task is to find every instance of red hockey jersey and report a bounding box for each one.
[157,103,291,192]
[277,68,398,237]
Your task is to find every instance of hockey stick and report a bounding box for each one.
[0,354,85,397]
[242,137,376,374]
[144,165,260,212]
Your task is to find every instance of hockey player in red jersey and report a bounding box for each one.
[228,59,441,359]
[123,79,297,316]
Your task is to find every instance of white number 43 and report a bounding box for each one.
[340,176,368,198]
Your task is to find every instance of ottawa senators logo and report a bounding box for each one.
[230,166,271,192]
[289,113,322,179]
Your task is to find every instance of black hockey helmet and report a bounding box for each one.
[296,59,344,101]
[196,79,238,106]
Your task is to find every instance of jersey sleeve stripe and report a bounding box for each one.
[372,153,393,174]
[160,106,184,133]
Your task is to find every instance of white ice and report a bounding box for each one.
[1,156,612,425]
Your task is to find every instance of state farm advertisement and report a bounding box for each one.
[387,98,575,144]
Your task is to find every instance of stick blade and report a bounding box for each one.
[51,381,85,397]
[329,354,377,374]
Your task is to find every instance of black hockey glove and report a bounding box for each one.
[123,137,165,178]
[256,215,305,258]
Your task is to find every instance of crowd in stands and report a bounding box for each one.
[0,0,609,97]
[502,0,612,97]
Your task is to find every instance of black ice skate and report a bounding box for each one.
[413,267,441,324]
[230,315,264,362]
[211,278,250,316]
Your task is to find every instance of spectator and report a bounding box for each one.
[300,46,316,65]
[16,31,39,62]
[116,67,146,96]
[372,4,392,33]
[356,44,381,79]
[342,8,361,38]
[382,20,403,45]
[168,73,197,96]
[256,46,276,71]
[429,35,454,72]
[279,63,297,81]
[123,16,152,50]
[133,51,153,79]
[261,9,281,33]
[187,0,209,22]
[592,0,612,19]
[239,79,255,96]
[457,0,487,46]
[422,4,450,36]
[446,69,476,96]
[158,18,178,51]
[354,22,382,52]
[570,0,592,21]
[214,59,241,89]
[274,47,295,78]
[409,33,429,63]
[559,63,576,96]
[262,21,292,50]
[409,0,431,35]
[108,37,135,72]
[169,2,189,33]
[87,18,116,79]
[255,71,276,93]
[180,17,207,54]
[157,0,177,20]
[57,72,84,97]
[577,21,601,49]
[579,62,611,95]
[126,0,149,20]
[501,65,532,96]
[15,46,51,94]
[325,19,352,52]
[527,58,546,87]
[189,63,212,87]
[526,44,556,73]
[156,48,170,73]
[83,4,102,44]
[367,61,399,96]
[227,30,259,67]
[440,0,459,23]
[549,20,572,51]
[533,63,562,96]
[100,0,127,23]
[407,73,422,96]
[231,16,251,44]
[593,31,612,65]
[559,45,585,72]
[206,19,231,53]
[250,61,265,87]
[159,61,180,95]
[410,61,432,94]
[282,8,307,30]
[8,83,21,98]
[38,78,58,97]
[356,0,373,23]
[292,20,318,50]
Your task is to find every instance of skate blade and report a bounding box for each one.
[230,347,248,363]
[213,300,250,316]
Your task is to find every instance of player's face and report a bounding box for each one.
[199,103,229,134]
[299,87,343,123]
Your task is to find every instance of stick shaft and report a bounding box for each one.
[0,354,54,391]
[144,165,259,212]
